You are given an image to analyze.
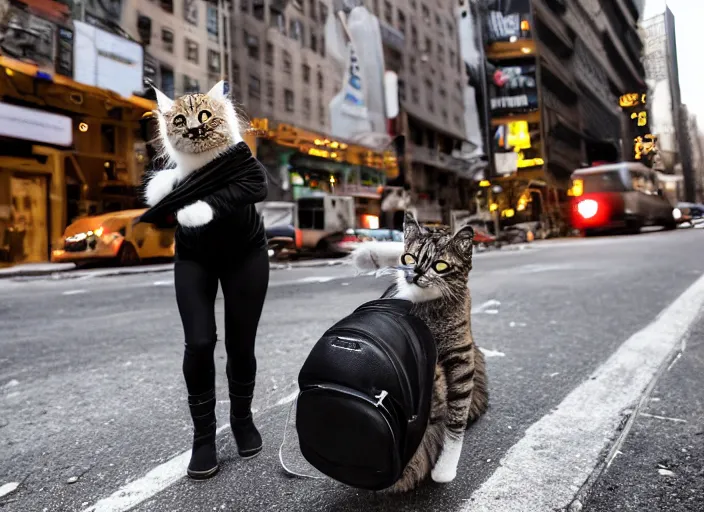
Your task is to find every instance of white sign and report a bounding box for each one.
[73,21,144,98]
[0,102,72,147]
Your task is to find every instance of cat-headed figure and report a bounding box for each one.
[144,81,244,227]
[353,211,489,492]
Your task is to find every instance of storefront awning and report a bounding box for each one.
[0,55,155,119]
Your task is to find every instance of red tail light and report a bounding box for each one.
[294,228,303,249]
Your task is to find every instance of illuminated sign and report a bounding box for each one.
[516,154,544,168]
[631,111,647,127]
[634,134,657,160]
[619,93,647,108]
[507,120,531,150]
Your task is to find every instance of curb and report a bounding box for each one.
[1,258,351,280]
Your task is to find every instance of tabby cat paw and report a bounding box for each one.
[177,201,214,227]
[430,464,457,484]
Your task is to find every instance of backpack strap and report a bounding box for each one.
[278,397,327,480]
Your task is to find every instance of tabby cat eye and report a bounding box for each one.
[401,253,416,265]
[198,110,212,123]
[433,261,451,273]
[173,114,186,127]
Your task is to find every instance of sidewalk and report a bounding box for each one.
[583,316,704,511]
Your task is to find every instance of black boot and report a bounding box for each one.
[186,389,219,480]
[228,380,262,458]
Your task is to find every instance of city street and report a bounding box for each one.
[2,230,704,512]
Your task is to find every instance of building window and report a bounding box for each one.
[160,0,173,14]
[270,10,286,34]
[253,0,265,20]
[421,4,430,23]
[303,97,311,118]
[183,0,198,25]
[437,44,444,64]
[320,35,326,56]
[184,75,199,94]
[318,101,325,125]
[283,50,292,73]
[266,80,274,107]
[249,74,261,99]
[241,0,249,12]
[206,4,218,41]
[302,63,311,83]
[232,63,240,86]
[161,28,174,53]
[319,1,328,21]
[447,20,454,38]
[398,11,406,35]
[411,86,419,103]
[317,69,324,90]
[311,33,318,52]
[435,13,442,29]
[245,32,260,59]
[265,42,274,66]
[442,109,448,121]
[160,65,174,97]
[208,50,221,74]
[424,37,431,54]
[185,39,198,64]
[410,57,416,74]
[410,0,417,10]
[450,50,456,70]
[384,1,392,23]
[411,26,417,49]
[290,19,303,42]
[285,89,295,112]
[439,87,446,98]
[453,114,462,128]
[309,0,317,21]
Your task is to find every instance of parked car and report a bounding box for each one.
[51,209,175,266]
[333,228,403,253]
[570,162,679,235]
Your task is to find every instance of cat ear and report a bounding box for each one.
[451,224,474,261]
[152,86,174,112]
[403,210,421,242]
[206,80,228,101]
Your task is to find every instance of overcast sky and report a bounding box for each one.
[644,0,704,128]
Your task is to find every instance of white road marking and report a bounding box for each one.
[641,413,687,423]
[62,289,87,296]
[0,482,19,498]
[152,280,173,287]
[464,271,704,512]
[480,348,506,358]
[472,299,501,314]
[275,390,299,406]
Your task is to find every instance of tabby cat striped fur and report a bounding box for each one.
[353,211,488,492]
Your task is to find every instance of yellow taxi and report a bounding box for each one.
[51,209,175,266]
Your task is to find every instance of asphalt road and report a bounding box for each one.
[1,230,704,512]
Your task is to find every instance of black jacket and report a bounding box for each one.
[138,142,268,262]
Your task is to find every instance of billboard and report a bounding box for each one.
[489,63,538,114]
[485,0,532,43]
[73,21,144,99]
[0,102,72,147]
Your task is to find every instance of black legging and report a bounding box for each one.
[174,249,269,395]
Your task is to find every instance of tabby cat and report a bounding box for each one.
[144,81,244,226]
[353,211,488,492]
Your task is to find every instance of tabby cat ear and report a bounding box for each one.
[403,210,421,242]
[152,86,174,112]
[451,224,475,261]
[206,80,228,101]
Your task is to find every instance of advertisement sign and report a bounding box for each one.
[485,0,532,43]
[489,64,538,114]
[73,21,144,99]
[0,102,72,147]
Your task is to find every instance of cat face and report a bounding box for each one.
[152,81,242,156]
[397,211,474,302]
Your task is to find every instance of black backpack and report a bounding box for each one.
[296,298,438,491]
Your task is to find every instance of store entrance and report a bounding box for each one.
[5,174,49,264]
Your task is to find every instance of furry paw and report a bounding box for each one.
[351,241,404,271]
[177,201,214,227]
[144,168,180,206]
[431,464,457,484]
[430,432,464,484]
